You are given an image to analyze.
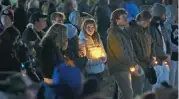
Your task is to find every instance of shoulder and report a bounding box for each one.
[79,31,87,44]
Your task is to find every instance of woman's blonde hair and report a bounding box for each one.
[82,19,100,45]
[40,23,67,49]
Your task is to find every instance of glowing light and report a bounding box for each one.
[21,63,25,68]
[163,61,169,67]
[130,67,136,72]
[163,61,168,65]
[155,61,158,65]
[91,47,104,59]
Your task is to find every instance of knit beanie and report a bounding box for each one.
[152,3,166,17]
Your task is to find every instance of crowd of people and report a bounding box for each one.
[0,0,178,99]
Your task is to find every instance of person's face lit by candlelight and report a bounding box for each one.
[85,23,95,36]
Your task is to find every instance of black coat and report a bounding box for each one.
[0,25,21,71]
[171,25,178,61]
[14,5,28,34]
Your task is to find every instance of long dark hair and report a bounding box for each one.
[39,24,67,78]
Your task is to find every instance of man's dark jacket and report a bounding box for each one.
[107,25,138,73]
[148,17,171,63]
[128,21,155,69]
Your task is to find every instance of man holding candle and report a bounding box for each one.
[107,8,139,99]
[128,11,157,95]
[148,3,172,91]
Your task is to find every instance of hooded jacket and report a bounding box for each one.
[148,17,171,62]
[107,25,138,73]
[79,31,106,74]
[128,21,155,69]
[120,1,139,21]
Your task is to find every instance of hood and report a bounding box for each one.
[64,24,77,39]
[26,23,34,28]
[79,30,87,40]
[69,11,80,26]
[152,3,166,17]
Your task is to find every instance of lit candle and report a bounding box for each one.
[130,67,136,72]
[163,61,168,67]
[91,47,104,59]
[155,61,158,65]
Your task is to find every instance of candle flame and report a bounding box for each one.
[130,67,136,72]
[155,61,158,65]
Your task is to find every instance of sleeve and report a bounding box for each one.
[79,39,104,66]
[99,39,107,62]
[151,37,156,57]
[165,28,172,55]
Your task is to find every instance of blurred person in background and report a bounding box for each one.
[0,8,21,72]
[108,0,122,12]
[64,0,78,23]
[1,0,11,10]
[78,0,90,13]
[22,12,47,60]
[38,23,68,85]
[14,0,28,35]
[128,10,156,96]
[120,0,139,21]
[170,15,178,88]
[68,11,94,33]
[27,0,41,21]
[39,23,83,97]
[94,0,111,51]
[51,12,66,25]
[139,5,152,12]
[51,12,88,71]
[149,3,171,91]
[39,1,56,28]
[107,8,139,99]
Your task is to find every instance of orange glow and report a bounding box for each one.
[155,61,158,65]
[91,47,104,59]
[130,67,136,72]
[163,61,168,67]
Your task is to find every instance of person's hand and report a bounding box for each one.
[79,51,85,57]
[151,56,158,66]
[152,56,157,61]
[131,64,144,76]
[100,56,107,63]
[164,54,171,68]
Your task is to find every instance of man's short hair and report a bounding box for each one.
[139,5,152,12]
[30,11,47,24]
[136,10,152,21]
[50,12,66,21]
[111,8,127,23]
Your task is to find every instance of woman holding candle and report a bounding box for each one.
[79,19,107,80]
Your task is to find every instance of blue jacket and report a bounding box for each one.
[121,2,139,21]
[52,63,82,93]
